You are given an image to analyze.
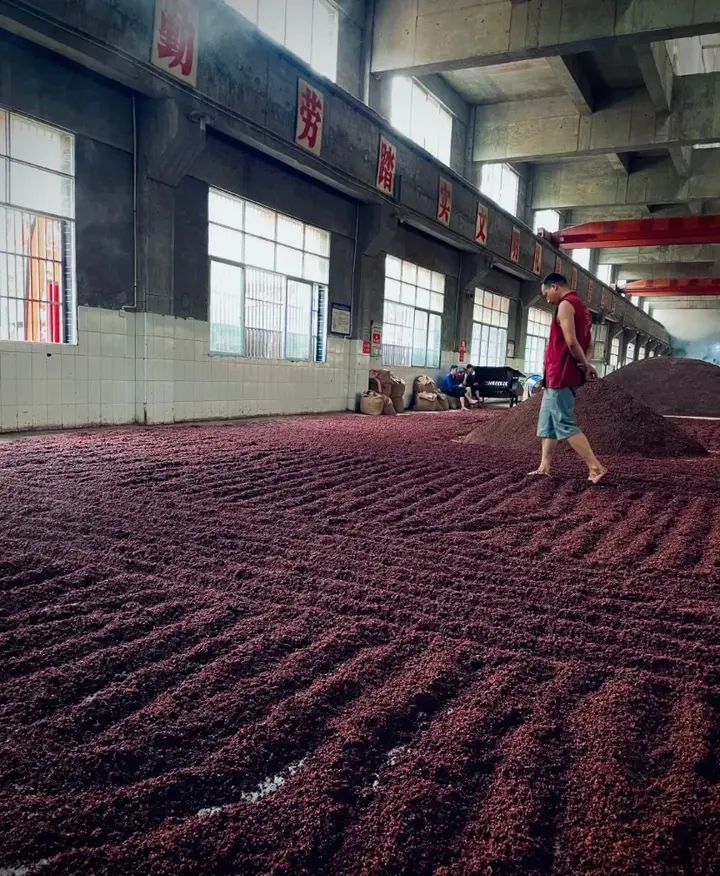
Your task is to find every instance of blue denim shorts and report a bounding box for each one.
[537,387,580,440]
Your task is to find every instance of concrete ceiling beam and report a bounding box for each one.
[566,207,653,224]
[546,55,595,114]
[598,244,720,265]
[647,297,720,309]
[473,74,720,164]
[372,0,720,75]
[633,42,673,112]
[668,146,692,178]
[531,151,720,210]
[607,153,632,173]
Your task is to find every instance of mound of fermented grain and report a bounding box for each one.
[606,357,720,417]
[464,379,708,457]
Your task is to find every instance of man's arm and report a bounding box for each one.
[558,301,596,376]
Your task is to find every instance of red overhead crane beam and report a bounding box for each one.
[623,279,720,297]
[541,215,720,249]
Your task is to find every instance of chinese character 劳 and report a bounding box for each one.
[377,140,396,193]
[157,0,195,77]
[298,86,323,151]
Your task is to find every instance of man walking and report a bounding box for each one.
[530,273,607,484]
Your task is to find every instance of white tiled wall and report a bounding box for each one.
[0,307,368,432]
[0,307,464,432]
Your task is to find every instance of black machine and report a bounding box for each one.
[471,366,525,407]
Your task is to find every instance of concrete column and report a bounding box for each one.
[368,74,393,121]
[457,253,493,352]
[354,204,400,341]
[509,298,529,369]
[136,97,206,315]
[513,280,546,371]
[622,329,639,364]
[133,97,206,423]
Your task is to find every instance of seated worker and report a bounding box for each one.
[462,364,482,403]
[440,366,477,410]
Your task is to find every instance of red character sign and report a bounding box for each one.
[437,177,452,226]
[571,267,578,290]
[376,136,397,194]
[362,340,371,355]
[372,330,382,345]
[510,227,521,263]
[458,339,467,363]
[152,0,198,86]
[587,280,595,305]
[475,203,489,246]
[295,79,324,155]
[532,243,542,275]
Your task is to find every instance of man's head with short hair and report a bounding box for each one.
[541,272,569,306]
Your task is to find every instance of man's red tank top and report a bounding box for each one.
[544,292,592,389]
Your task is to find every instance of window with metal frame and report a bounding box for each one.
[638,344,647,360]
[625,341,636,365]
[470,289,509,367]
[382,256,443,368]
[208,189,328,361]
[524,307,553,376]
[390,76,453,166]
[226,0,338,81]
[533,209,560,235]
[591,321,608,365]
[595,263,613,285]
[0,108,76,344]
[572,248,591,271]
[480,163,519,216]
[607,335,621,372]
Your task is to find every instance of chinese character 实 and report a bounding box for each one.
[157,0,195,78]
[438,180,452,224]
[297,85,323,152]
[377,139,396,193]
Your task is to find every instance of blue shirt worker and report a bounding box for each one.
[440,366,476,410]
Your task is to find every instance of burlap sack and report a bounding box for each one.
[359,391,385,416]
[389,376,406,400]
[370,369,393,395]
[447,395,461,410]
[382,395,396,415]
[368,375,382,394]
[435,392,450,411]
[392,396,405,413]
[413,376,435,396]
[415,391,438,412]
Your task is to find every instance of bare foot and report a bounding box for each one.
[527,468,551,477]
[588,466,608,484]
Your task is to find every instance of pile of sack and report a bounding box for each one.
[413,376,451,412]
[359,369,407,416]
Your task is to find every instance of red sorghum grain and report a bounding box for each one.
[464,380,708,457]
[0,413,718,875]
[606,357,720,417]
